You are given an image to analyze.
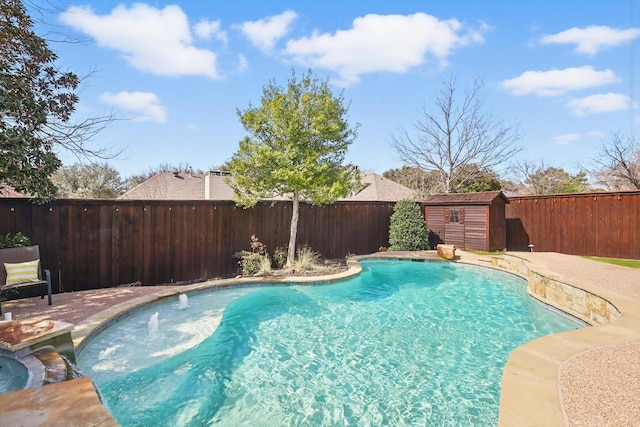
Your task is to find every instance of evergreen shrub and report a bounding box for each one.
[388,200,429,251]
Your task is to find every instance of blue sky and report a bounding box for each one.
[32,0,639,179]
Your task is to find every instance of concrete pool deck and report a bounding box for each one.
[0,251,638,426]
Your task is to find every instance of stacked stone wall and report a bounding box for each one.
[490,254,620,325]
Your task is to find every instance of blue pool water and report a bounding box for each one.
[0,356,28,393]
[77,259,582,426]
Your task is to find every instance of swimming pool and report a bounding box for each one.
[77,259,583,426]
[0,356,29,394]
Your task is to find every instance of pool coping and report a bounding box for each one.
[71,251,640,426]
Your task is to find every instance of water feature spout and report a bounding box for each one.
[177,294,189,309]
[61,354,86,380]
[148,312,159,336]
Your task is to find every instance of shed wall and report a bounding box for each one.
[463,206,488,251]
[489,199,507,251]
[425,205,493,251]
[425,206,445,248]
[444,210,465,248]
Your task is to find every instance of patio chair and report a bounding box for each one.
[0,245,52,316]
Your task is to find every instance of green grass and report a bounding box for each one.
[458,250,640,269]
[583,256,640,269]
[468,251,640,269]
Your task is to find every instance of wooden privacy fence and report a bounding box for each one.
[0,199,395,292]
[3,191,638,294]
[506,191,640,259]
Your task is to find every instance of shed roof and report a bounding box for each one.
[424,190,509,206]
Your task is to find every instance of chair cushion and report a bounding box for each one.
[4,260,40,286]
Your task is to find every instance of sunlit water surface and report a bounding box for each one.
[77,259,582,426]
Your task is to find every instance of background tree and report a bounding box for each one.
[51,162,126,198]
[390,76,521,194]
[498,177,520,194]
[383,166,439,197]
[388,199,428,251]
[591,132,640,190]
[450,164,502,193]
[515,160,591,195]
[229,69,360,266]
[0,0,113,202]
[383,163,502,195]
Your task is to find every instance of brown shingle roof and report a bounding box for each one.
[341,173,417,202]
[118,171,417,202]
[119,172,205,200]
[118,171,271,201]
[0,186,27,198]
[424,190,508,205]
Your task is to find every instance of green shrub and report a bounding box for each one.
[388,200,428,251]
[0,232,32,249]
[273,246,288,269]
[233,235,268,275]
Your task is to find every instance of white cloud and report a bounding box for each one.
[101,91,167,122]
[567,93,636,116]
[541,25,640,55]
[282,13,487,86]
[60,4,219,78]
[195,19,227,44]
[236,54,249,73]
[239,10,297,52]
[553,133,580,145]
[586,130,606,139]
[501,66,618,97]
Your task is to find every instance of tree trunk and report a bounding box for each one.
[286,191,300,267]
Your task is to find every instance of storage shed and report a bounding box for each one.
[423,191,509,252]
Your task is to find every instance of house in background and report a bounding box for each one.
[119,170,235,200]
[0,186,27,198]
[339,173,417,202]
[423,190,509,252]
[119,171,418,202]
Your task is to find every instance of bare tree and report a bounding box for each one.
[390,76,521,194]
[383,166,440,197]
[591,132,640,190]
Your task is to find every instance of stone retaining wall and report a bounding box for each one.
[490,254,621,325]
